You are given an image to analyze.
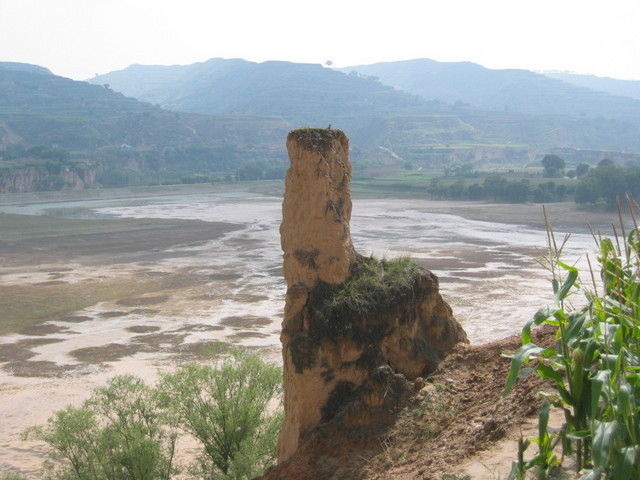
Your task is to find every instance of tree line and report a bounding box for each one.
[427,175,574,203]
[574,159,640,206]
[429,155,640,206]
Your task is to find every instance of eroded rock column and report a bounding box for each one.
[278,128,356,461]
[280,128,356,288]
[277,128,468,463]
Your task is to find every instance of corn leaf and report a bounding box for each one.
[565,311,588,344]
[618,383,633,419]
[522,305,558,344]
[538,402,551,440]
[566,429,591,440]
[591,370,611,420]
[555,263,579,302]
[535,363,564,385]
[592,420,616,468]
[611,446,637,479]
[579,467,603,480]
[504,344,546,396]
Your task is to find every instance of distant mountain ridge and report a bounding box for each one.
[3,58,640,194]
[540,71,640,101]
[339,59,640,126]
[90,58,640,156]
[0,62,290,192]
[91,58,425,122]
[0,61,287,152]
[0,61,52,76]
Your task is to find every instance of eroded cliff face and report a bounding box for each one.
[277,128,468,464]
[0,165,96,193]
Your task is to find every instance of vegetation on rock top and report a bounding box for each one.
[306,255,423,340]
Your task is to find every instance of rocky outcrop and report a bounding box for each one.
[276,128,468,464]
[0,165,96,193]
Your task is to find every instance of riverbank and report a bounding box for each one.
[0,187,622,478]
[0,180,622,232]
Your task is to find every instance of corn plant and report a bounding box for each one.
[504,199,640,479]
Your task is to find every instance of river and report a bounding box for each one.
[0,191,608,476]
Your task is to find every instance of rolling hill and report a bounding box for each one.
[0,62,289,192]
[3,56,640,193]
[541,71,640,101]
[339,59,640,126]
[91,58,640,159]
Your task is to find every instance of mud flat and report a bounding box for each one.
[0,188,622,477]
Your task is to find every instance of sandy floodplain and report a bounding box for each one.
[0,191,623,477]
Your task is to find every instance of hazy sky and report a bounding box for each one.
[1,0,639,81]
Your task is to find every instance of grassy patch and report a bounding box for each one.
[307,255,422,339]
[0,273,194,336]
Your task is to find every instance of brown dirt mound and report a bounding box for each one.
[257,326,555,480]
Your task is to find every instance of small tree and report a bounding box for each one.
[541,154,565,178]
[235,165,263,181]
[591,163,627,207]
[35,352,282,480]
[39,375,177,480]
[159,352,282,480]
[575,176,599,205]
[575,162,590,178]
[483,174,507,201]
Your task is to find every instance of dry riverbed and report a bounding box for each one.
[0,191,622,478]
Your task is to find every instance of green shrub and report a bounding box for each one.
[307,254,422,337]
[33,351,282,480]
[504,201,640,479]
[158,351,282,480]
[38,375,177,480]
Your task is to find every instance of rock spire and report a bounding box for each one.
[277,128,468,463]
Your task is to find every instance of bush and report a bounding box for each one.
[34,351,282,480]
[158,352,282,480]
[504,200,640,479]
[38,375,177,480]
[309,255,422,324]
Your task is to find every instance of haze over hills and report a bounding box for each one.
[339,59,640,126]
[540,71,640,101]
[91,57,640,160]
[3,57,640,193]
[90,58,426,139]
[0,62,52,76]
[0,61,289,192]
[0,61,289,152]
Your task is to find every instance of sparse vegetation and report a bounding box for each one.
[0,212,238,335]
[352,169,578,203]
[0,271,195,336]
[575,159,640,207]
[33,375,178,480]
[158,352,282,480]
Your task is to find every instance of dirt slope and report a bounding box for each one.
[258,326,555,480]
